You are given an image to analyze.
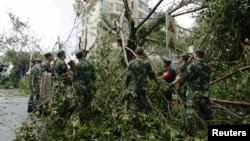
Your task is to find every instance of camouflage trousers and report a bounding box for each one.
[28,85,40,109]
[126,88,150,113]
[177,84,187,104]
[73,82,95,122]
[185,91,213,134]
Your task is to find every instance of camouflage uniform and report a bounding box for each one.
[73,51,96,121]
[54,50,68,93]
[41,62,53,73]
[27,60,35,112]
[41,52,54,73]
[54,59,68,82]
[28,59,42,111]
[179,50,212,135]
[125,47,156,112]
[39,52,54,114]
[177,61,189,103]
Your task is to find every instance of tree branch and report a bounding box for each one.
[211,98,250,107]
[172,5,208,17]
[168,0,193,15]
[175,24,194,34]
[0,43,12,50]
[210,65,250,85]
[139,15,165,46]
[211,101,241,118]
[123,0,131,21]
[136,0,164,30]
[62,15,77,46]
[120,9,129,66]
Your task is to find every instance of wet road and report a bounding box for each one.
[0,89,28,141]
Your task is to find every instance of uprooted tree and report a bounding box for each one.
[14,0,250,140]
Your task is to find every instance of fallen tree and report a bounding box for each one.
[211,98,250,107]
[210,65,250,85]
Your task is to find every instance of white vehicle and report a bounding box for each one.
[0,63,13,79]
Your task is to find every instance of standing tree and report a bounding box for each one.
[0,12,43,87]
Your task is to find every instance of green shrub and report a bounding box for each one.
[18,77,30,96]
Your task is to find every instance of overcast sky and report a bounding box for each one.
[0,0,194,53]
[149,0,195,28]
[0,0,75,53]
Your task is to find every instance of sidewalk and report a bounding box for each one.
[0,89,28,141]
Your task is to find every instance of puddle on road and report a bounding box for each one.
[0,89,29,141]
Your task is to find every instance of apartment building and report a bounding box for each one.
[75,0,150,51]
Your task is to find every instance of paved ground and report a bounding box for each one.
[0,89,28,141]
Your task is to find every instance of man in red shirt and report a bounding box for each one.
[158,59,176,101]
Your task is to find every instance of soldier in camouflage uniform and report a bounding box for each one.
[27,58,42,113]
[170,49,213,136]
[27,59,36,112]
[39,52,54,114]
[125,47,156,112]
[41,52,54,74]
[54,50,69,93]
[73,50,96,122]
[176,53,189,104]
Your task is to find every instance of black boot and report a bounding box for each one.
[27,106,33,113]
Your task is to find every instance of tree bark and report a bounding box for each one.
[211,98,250,107]
[120,9,129,66]
[127,20,137,61]
[122,0,165,62]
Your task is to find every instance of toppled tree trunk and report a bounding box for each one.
[210,65,250,85]
[211,98,250,106]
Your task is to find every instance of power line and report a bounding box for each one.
[154,1,175,10]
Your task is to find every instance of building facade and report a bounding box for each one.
[75,0,150,51]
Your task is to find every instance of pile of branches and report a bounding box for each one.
[15,46,211,140]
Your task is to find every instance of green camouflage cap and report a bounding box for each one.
[31,59,36,64]
[181,53,189,61]
[67,60,75,65]
[135,47,144,54]
[44,52,53,58]
[34,58,42,63]
[57,50,65,57]
[75,50,84,58]
[194,48,205,57]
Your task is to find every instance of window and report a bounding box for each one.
[138,11,146,18]
[103,0,112,11]
[139,0,143,8]
[116,3,123,12]
[139,0,148,12]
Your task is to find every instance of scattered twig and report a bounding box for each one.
[211,101,241,118]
